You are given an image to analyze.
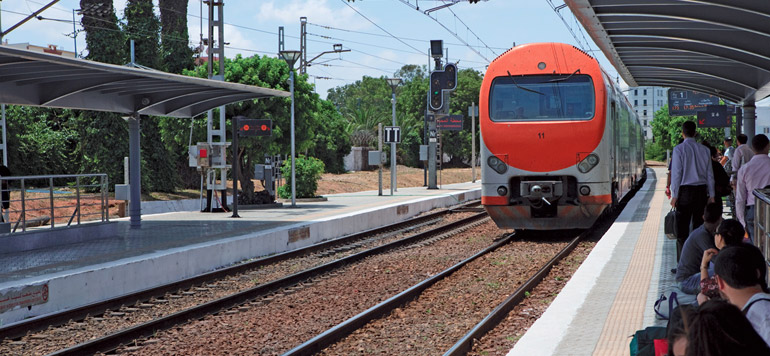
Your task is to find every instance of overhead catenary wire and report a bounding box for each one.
[545,0,596,53]
[339,0,425,56]
[395,0,495,63]
[307,21,509,51]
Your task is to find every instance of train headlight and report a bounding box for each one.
[577,153,600,173]
[487,155,508,174]
[497,186,508,196]
[579,185,591,196]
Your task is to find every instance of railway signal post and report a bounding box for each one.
[427,60,457,189]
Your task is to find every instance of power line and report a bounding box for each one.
[545,0,595,53]
[307,21,509,51]
[339,0,424,55]
[395,0,496,63]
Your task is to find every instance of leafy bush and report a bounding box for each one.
[277,155,325,199]
[645,141,667,162]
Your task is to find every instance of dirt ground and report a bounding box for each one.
[315,166,477,195]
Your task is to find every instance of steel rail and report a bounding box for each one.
[444,172,646,355]
[0,200,479,341]
[283,229,513,356]
[443,232,584,356]
[45,210,488,356]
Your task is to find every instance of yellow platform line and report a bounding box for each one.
[593,174,667,356]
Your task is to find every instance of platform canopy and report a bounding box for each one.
[0,45,289,117]
[565,0,770,105]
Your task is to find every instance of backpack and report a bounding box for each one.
[629,326,667,356]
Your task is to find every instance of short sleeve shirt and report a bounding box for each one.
[744,292,770,347]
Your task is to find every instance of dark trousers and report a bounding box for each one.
[746,205,755,243]
[676,185,708,261]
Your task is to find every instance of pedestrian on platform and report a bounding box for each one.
[735,134,770,243]
[720,137,734,171]
[714,244,770,347]
[706,144,731,200]
[696,219,745,304]
[685,299,770,356]
[670,121,715,261]
[675,202,722,294]
[731,134,754,182]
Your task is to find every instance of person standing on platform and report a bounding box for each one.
[670,121,715,261]
[731,134,754,182]
[721,137,734,171]
[735,134,770,243]
[713,244,770,347]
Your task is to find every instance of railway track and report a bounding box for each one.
[0,201,485,355]
[286,180,634,356]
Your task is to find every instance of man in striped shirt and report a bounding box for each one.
[670,121,715,261]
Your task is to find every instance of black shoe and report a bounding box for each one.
[671,268,677,274]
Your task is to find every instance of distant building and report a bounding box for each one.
[754,107,770,137]
[628,86,668,140]
[4,42,76,58]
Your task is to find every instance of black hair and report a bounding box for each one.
[737,134,748,144]
[668,305,694,356]
[703,202,723,224]
[682,121,696,137]
[724,137,733,143]
[751,134,769,153]
[707,144,718,158]
[716,219,745,247]
[714,244,769,292]
[686,300,770,356]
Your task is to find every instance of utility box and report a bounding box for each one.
[368,150,385,166]
[208,143,229,167]
[254,164,276,197]
[115,184,130,201]
[191,143,211,168]
[419,145,428,161]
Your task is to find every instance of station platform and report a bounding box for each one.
[509,167,675,356]
[0,182,480,326]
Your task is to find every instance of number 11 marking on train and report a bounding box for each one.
[538,132,545,139]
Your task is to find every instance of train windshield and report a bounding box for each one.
[489,74,595,121]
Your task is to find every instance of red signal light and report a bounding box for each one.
[242,124,250,132]
[199,149,208,158]
[261,124,268,131]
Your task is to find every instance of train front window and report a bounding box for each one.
[489,74,595,121]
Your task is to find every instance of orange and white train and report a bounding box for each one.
[480,43,645,230]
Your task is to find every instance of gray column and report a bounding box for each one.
[743,105,756,142]
[128,114,142,228]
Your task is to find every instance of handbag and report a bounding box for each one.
[664,208,679,240]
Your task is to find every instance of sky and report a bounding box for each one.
[1,0,625,99]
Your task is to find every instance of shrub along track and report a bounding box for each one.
[0,202,480,356]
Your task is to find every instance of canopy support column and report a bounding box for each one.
[743,105,756,142]
[128,113,142,228]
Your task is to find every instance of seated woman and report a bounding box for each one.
[697,219,745,304]
[686,300,770,355]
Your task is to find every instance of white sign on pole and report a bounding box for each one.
[384,126,401,143]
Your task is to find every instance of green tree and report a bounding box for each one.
[124,0,178,192]
[649,105,734,161]
[174,54,326,201]
[159,0,195,74]
[5,106,78,177]
[80,0,125,64]
[441,67,483,166]
[124,0,161,69]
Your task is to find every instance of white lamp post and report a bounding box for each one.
[279,50,302,207]
[386,77,403,195]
